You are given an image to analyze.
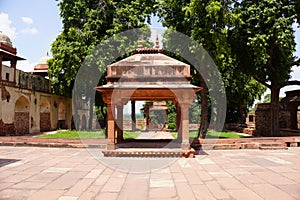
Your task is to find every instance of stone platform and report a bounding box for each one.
[1,146,300,199]
[0,135,299,150]
[102,148,185,158]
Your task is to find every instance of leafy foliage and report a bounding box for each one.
[159,0,267,136]
[230,0,299,135]
[50,0,158,95]
[49,0,158,129]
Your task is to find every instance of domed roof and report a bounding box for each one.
[34,52,51,72]
[0,31,13,47]
[37,52,51,65]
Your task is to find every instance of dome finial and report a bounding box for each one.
[138,39,143,49]
[155,35,159,49]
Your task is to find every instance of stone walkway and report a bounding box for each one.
[136,131,174,139]
[0,146,300,199]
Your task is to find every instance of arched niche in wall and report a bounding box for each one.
[58,102,66,129]
[40,99,51,132]
[14,96,30,134]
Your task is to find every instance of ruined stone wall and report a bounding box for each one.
[255,103,291,136]
[40,113,51,132]
[0,119,14,136]
[2,65,14,82]
[123,119,146,130]
[17,70,51,93]
[14,112,29,135]
[0,86,72,135]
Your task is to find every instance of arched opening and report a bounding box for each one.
[58,102,66,129]
[81,115,87,130]
[40,99,51,132]
[14,96,30,134]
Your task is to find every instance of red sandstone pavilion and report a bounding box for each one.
[96,41,202,150]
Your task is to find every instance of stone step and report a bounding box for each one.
[102,148,193,158]
[259,142,287,147]
[259,142,287,150]
[259,146,288,150]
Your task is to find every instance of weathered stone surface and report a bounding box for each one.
[255,103,291,136]
[40,112,50,132]
[14,112,29,135]
[0,119,14,135]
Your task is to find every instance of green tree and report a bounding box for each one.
[231,0,300,136]
[159,0,266,138]
[49,0,158,130]
[226,72,266,123]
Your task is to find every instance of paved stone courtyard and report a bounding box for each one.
[0,146,299,200]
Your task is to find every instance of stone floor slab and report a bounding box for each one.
[0,146,299,199]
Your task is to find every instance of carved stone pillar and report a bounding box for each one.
[116,104,124,142]
[11,59,17,83]
[106,102,116,150]
[176,90,195,150]
[176,102,181,141]
[179,103,190,150]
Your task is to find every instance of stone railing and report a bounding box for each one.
[17,70,51,93]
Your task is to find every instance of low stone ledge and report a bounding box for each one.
[102,150,185,158]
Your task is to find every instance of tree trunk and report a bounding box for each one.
[131,101,136,131]
[238,100,245,123]
[270,83,280,137]
[197,76,209,139]
[88,97,94,130]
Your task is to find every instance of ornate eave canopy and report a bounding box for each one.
[0,49,25,61]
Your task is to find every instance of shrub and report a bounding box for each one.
[168,122,176,131]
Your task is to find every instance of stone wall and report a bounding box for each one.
[255,103,291,136]
[40,112,51,132]
[17,70,50,93]
[0,119,15,135]
[14,112,29,135]
[123,119,146,130]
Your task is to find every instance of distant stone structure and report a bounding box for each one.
[142,101,168,131]
[254,103,290,136]
[0,31,88,135]
[254,89,300,136]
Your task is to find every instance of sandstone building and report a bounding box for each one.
[0,31,73,135]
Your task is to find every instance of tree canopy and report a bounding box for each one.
[49,0,158,129]
[49,0,158,95]
[49,0,299,136]
[230,0,300,136]
[159,0,300,136]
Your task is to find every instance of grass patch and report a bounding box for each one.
[37,129,242,140]
[206,130,244,139]
[123,131,141,139]
[37,130,141,139]
[171,130,245,139]
[37,130,105,139]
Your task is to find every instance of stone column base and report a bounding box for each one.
[107,143,116,150]
[181,141,190,150]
